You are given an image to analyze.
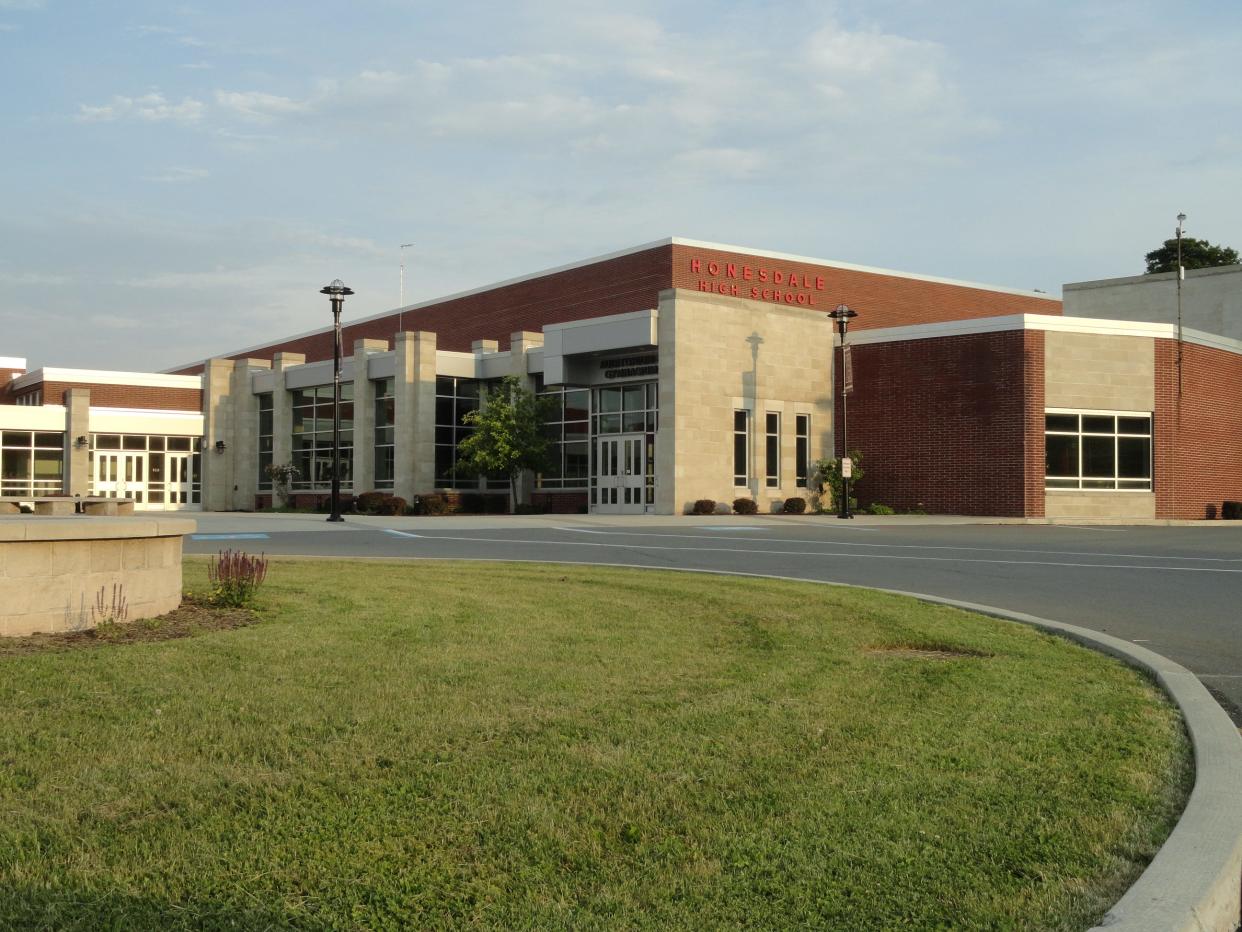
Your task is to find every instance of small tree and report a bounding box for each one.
[454,376,559,512]
[265,463,300,509]
[1145,237,1239,274]
[811,451,864,513]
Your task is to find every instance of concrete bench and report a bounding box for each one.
[0,496,136,516]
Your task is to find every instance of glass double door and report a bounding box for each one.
[595,433,649,513]
[92,451,194,509]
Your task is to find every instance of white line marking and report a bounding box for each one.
[382,533,1242,574]
[544,528,1242,563]
[551,527,608,534]
[384,529,423,538]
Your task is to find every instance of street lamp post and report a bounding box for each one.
[1175,212,1186,397]
[828,304,859,519]
[320,279,355,523]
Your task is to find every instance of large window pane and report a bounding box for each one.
[1045,434,1079,477]
[1118,437,1151,479]
[1082,436,1116,477]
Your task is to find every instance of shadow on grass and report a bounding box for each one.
[0,885,330,931]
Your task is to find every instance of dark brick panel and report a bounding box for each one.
[833,330,1036,516]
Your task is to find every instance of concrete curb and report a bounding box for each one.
[251,554,1242,931]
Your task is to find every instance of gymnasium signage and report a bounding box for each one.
[599,354,658,379]
[689,257,827,307]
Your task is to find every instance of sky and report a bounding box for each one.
[2,0,1240,372]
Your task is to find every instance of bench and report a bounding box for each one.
[0,496,137,516]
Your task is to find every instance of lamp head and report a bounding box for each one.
[320,279,355,297]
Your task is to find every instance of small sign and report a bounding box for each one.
[841,457,853,479]
[842,344,854,394]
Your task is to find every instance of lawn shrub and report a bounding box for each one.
[355,491,389,514]
[732,498,758,515]
[691,499,716,515]
[207,549,269,607]
[314,494,355,514]
[413,494,451,516]
[868,503,896,515]
[378,496,407,516]
[782,497,807,514]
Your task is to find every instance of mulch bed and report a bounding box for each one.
[0,597,258,655]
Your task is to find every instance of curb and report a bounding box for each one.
[265,555,1242,931]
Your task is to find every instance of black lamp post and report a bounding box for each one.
[828,303,858,519]
[320,279,354,523]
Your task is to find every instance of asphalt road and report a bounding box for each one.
[185,513,1242,725]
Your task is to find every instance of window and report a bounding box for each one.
[15,389,42,406]
[257,393,273,489]
[291,384,353,490]
[87,434,201,505]
[593,382,657,435]
[733,410,749,487]
[537,384,590,489]
[764,412,780,488]
[434,376,480,489]
[373,378,395,490]
[1045,410,1152,490]
[1,430,63,496]
[795,415,810,488]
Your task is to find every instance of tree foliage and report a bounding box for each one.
[1144,237,1239,275]
[455,376,559,509]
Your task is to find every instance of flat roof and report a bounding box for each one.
[10,367,203,393]
[164,237,1059,371]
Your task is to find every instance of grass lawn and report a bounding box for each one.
[0,559,1189,930]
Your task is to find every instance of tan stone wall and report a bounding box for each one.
[0,517,193,637]
[657,289,832,514]
[1044,332,1154,411]
[1044,492,1156,520]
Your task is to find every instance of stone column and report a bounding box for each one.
[394,331,436,501]
[63,387,91,496]
[200,359,237,512]
[350,338,389,496]
[229,358,271,510]
[271,352,305,503]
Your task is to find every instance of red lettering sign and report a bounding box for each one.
[691,257,823,309]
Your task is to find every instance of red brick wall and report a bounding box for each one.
[834,330,1041,516]
[1154,340,1242,519]
[670,244,1061,332]
[173,242,1061,373]
[175,245,676,374]
[41,382,203,412]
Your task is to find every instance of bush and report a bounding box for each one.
[782,497,807,514]
[208,549,269,607]
[691,499,716,515]
[379,496,407,516]
[732,498,758,515]
[414,494,450,516]
[355,491,389,514]
[867,503,896,515]
[314,494,355,513]
[1223,501,1242,520]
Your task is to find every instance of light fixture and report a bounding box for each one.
[320,279,354,523]
[74,435,88,449]
[215,440,227,454]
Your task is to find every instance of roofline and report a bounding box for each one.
[163,237,1059,372]
[1064,263,1242,291]
[11,367,203,393]
[1,356,26,370]
[842,312,1242,356]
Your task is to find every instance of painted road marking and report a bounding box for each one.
[552,528,1242,563]
[384,529,423,538]
[191,533,270,541]
[379,533,1242,574]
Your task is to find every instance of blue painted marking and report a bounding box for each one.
[191,533,271,541]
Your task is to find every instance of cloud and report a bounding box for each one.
[0,0,43,9]
[0,22,18,31]
[213,89,310,122]
[0,270,68,285]
[75,92,204,124]
[146,166,210,183]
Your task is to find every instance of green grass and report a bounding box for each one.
[0,559,1189,930]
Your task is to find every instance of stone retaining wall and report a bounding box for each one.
[0,517,195,637]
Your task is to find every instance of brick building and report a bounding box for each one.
[3,238,1239,519]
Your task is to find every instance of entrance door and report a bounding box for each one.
[595,433,647,514]
[93,452,146,504]
[164,453,192,508]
